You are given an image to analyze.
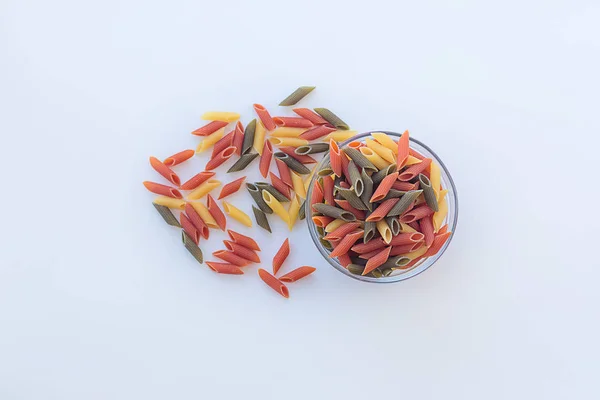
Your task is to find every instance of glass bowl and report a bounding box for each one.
[305,130,458,283]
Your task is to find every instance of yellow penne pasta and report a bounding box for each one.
[290,171,306,199]
[404,245,428,261]
[325,130,357,142]
[376,220,392,244]
[270,127,307,138]
[371,132,398,154]
[399,222,417,233]
[365,138,396,163]
[433,190,449,231]
[189,201,219,228]
[222,202,252,227]
[429,161,441,200]
[153,196,186,210]
[201,111,240,122]
[262,190,289,224]
[404,155,422,166]
[268,137,309,147]
[195,128,224,153]
[325,219,346,233]
[253,121,267,155]
[187,179,221,200]
[287,195,301,231]
[415,193,426,205]
[303,166,317,192]
[359,147,390,169]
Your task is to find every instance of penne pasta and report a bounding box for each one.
[376,220,393,244]
[419,173,439,212]
[201,111,240,122]
[262,190,290,225]
[287,195,301,230]
[290,171,306,199]
[292,107,329,125]
[275,158,294,188]
[372,164,397,185]
[152,203,180,227]
[213,250,251,267]
[279,86,315,106]
[429,160,441,200]
[298,200,306,220]
[187,179,221,200]
[192,120,228,136]
[153,196,185,210]
[227,153,259,173]
[180,213,201,245]
[257,181,290,202]
[206,194,227,230]
[270,127,307,138]
[206,262,244,275]
[277,146,317,165]
[336,186,368,210]
[268,173,293,200]
[252,205,272,233]
[365,138,396,163]
[346,161,364,197]
[398,158,432,181]
[211,130,235,158]
[422,232,452,257]
[258,268,289,298]
[274,152,311,175]
[433,189,448,232]
[273,117,313,128]
[399,204,435,224]
[253,120,267,155]
[222,202,252,227]
[259,140,273,178]
[324,218,346,233]
[232,121,244,156]
[143,181,182,199]
[404,155,422,166]
[253,104,277,131]
[370,172,399,202]
[334,199,366,220]
[419,216,435,247]
[313,108,349,130]
[246,183,272,214]
[272,238,290,274]
[189,201,219,228]
[396,130,410,168]
[371,132,398,154]
[359,147,390,170]
[223,240,260,263]
[312,203,356,222]
[182,231,203,264]
[279,266,316,283]
[164,149,195,166]
[205,146,236,170]
[329,230,364,258]
[329,139,343,177]
[184,203,210,239]
[269,137,309,147]
[325,130,357,142]
[343,147,378,172]
[149,156,181,186]
[295,143,330,155]
[366,198,400,222]
[241,119,257,155]
[324,221,361,241]
[387,190,422,216]
[299,125,336,141]
[218,176,246,200]
[363,246,391,275]
[180,171,216,191]
[196,128,225,153]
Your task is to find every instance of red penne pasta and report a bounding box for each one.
[396,130,410,168]
[391,181,418,191]
[389,243,423,256]
[363,246,392,275]
[399,204,435,224]
[164,149,195,166]
[329,230,364,258]
[299,125,336,141]
[259,140,273,178]
[365,198,400,222]
[258,268,289,298]
[228,229,261,251]
[149,156,181,186]
[312,215,333,228]
[143,181,183,199]
[206,262,244,275]
[438,224,449,235]
[358,249,383,260]
[213,250,251,266]
[275,158,294,188]
[422,231,452,257]
[419,216,435,247]
[310,181,324,208]
[224,240,261,263]
[232,121,244,155]
[329,139,343,177]
[192,120,228,136]
[205,146,236,171]
[272,238,290,275]
[341,153,350,181]
[408,221,420,231]
[278,146,317,164]
[409,147,425,160]
[273,117,313,128]
[180,171,216,190]
[351,237,386,254]
[269,172,292,200]
[323,222,361,241]
[207,194,227,230]
[292,108,329,125]
[334,199,366,220]
[180,213,200,245]
[218,176,246,200]
[184,203,210,239]
[398,158,432,181]
[338,181,350,189]
[279,266,316,283]
[370,172,399,202]
[322,175,335,205]
[253,104,277,131]
[211,130,235,158]
[389,232,425,246]
[337,253,352,268]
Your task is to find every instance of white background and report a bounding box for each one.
[1,0,599,399]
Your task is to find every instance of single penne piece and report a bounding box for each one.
[270,127,307,138]
[152,203,181,227]
[272,238,290,274]
[189,201,219,228]
[371,132,398,154]
[343,147,378,172]
[253,120,267,155]
[312,203,357,221]
[298,200,306,220]
[399,222,417,233]
[325,130,357,142]
[279,266,316,283]
[419,174,439,212]
[376,220,393,244]
[404,245,428,261]
[269,137,309,147]
[279,86,316,106]
[404,155,422,166]
[262,190,290,225]
[153,196,186,210]
[227,153,259,173]
[325,218,346,233]
[222,202,252,227]
[433,190,449,232]
[359,147,390,170]
[314,108,350,130]
[246,183,272,214]
[187,179,221,200]
[303,165,317,192]
[429,160,441,200]
[290,171,307,199]
[241,119,257,155]
[192,120,228,136]
[252,205,272,233]
[253,104,277,131]
[287,195,301,230]
[201,111,240,122]
[365,138,396,163]
[196,128,225,153]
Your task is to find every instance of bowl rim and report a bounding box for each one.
[304,130,459,283]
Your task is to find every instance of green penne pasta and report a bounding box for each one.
[246,183,273,214]
[382,268,394,277]
[295,143,330,155]
[419,173,439,212]
[316,225,325,237]
[320,238,333,250]
[343,147,378,172]
[182,231,203,264]
[347,160,364,197]
[255,182,290,202]
[317,162,334,176]
[274,152,311,175]
[370,269,383,278]
[312,203,357,222]
[387,190,423,216]
[386,216,401,236]
[227,153,259,173]
[382,256,411,269]
[372,163,397,185]
[360,169,374,212]
[347,264,366,275]
[350,257,368,266]
[336,186,368,210]
[241,119,257,155]
[382,189,407,200]
[314,108,349,130]
[153,203,181,227]
[279,86,316,106]
[252,205,272,233]
[298,200,306,220]
[364,220,377,243]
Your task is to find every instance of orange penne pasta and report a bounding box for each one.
[212,250,252,267]
[422,231,452,258]
[329,139,343,177]
[362,246,392,275]
[329,230,364,258]
[351,237,387,254]
[184,203,210,240]
[180,213,201,245]
[218,176,246,200]
[258,269,289,298]
[365,198,399,222]
[279,266,316,283]
[392,181,418,191]
[370,172,399,202]
[278,146,317,165]
[399,204,435,224]
[269,172,292,200]
[180,171,216,191]
[192,120,228,136]
[259,140,273,178]
[143,181,182,199]
[438,224,449,235]
[323,222,361,241]
[206,194,226,230]
[398,158,432,181]
[322,175,335,205]
[389,232,425,246]
[312,215,333,228]
[334,199,366,220]
[292,108,329,125]
[253,104,277,131]
[227,230,261,251]
[299,125,336,141]
[272,238,290,275]
[337,253,352,268]
[205,146,236,171]
[275,158,294,188]
[409,147,426,160]
[389,242,423,256]
[232,121,244,156]
[149,156,181,186]
[396,130,410,168]
[419,216,435,247]
[211,130,235,158]
[206,262,244,275]
[273,117,313,128]
[224,240,261,263]
[310,181,324,208]
[164,149,194,166]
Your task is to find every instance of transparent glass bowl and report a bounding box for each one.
[305,131,458,283]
